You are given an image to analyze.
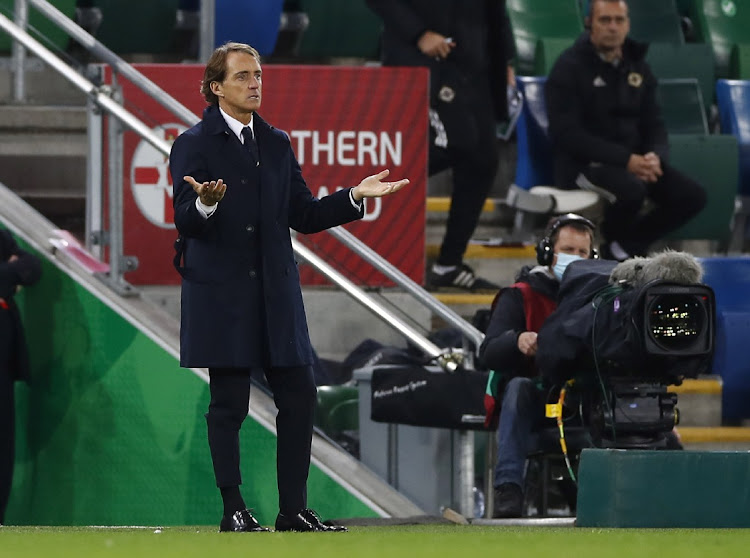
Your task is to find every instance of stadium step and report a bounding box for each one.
[425,243,536,261]
[678,426,750,448]
[426,196,499,214]
[0,104,87,235]
[425,195,538,307]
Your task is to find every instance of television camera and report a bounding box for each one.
[537,257,715,450]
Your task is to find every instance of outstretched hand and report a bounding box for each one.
[351,169,409,202]
[184,175,227,206]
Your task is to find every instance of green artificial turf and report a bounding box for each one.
[1,525,750,558]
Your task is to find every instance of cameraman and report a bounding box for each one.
[478,214,595,518]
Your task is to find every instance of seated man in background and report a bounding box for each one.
[545,0,705,261]
[479,214,596,518]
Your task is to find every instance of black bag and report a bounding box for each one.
[369,364,489,430]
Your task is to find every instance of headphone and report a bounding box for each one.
[536,213,598,266]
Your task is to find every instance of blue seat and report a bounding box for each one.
[716,79,750,198]
[515,77,554,189]
[215,0,283,56]
[506,77,600,236]
[513,76,605,209]
[716,79,750,250]
[700,257,750,422]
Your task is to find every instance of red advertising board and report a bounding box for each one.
[106,64,428,286]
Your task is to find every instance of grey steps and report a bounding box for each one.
[0,104,87,232]
[0,56,87,105]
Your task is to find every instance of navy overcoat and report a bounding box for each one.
[169,105,364,368]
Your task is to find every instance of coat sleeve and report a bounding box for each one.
[170,132,213,238]
[546,56,632,168]
[478,287,527,373]
[285,140,364,234]
[0,230,42,299]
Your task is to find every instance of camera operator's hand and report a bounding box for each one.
[517,331,538,356]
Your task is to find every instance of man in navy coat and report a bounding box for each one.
[169,42,408,532]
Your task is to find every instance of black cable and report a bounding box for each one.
[590,284,624,445]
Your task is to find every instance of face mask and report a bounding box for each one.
[553,252,584,281]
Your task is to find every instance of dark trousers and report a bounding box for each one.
[494,377,545,488]
[582,162,707,256]
[0,315,14,525]
[431,78,500,266]
[206,365,316,515]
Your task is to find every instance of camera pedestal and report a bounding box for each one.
[576,448,750,527]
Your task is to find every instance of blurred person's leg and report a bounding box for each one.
[632,165,707,252]
[69,0,102,64]
[173,0,201,59]
[428,77,500,291]
[74,0,102,35]
[0,314,13,525]
[437,83,498,267]
[582,163,706,257]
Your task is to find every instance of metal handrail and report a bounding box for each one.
[27,0,199,126]
[199,0,216,62]
[293,242,457,370]
[11,0,27,101]
[0,12,171,156]
[327,226,485,350]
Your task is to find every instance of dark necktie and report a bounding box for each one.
[241,126,259,164]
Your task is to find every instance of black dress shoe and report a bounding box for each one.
[275,509,347,532]
[219,509,271,532]
[301,509,347,532]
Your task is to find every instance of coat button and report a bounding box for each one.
[241,178,248,184]
[249,270,257,279]
[246,224,255,233]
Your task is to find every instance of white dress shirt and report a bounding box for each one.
[195,107,361,219]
